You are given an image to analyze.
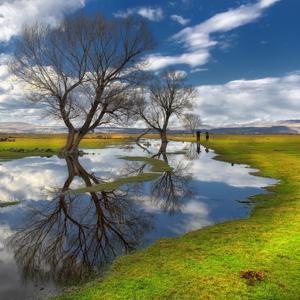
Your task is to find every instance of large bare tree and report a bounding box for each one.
[10,14,153,153]
[137,71,196,144]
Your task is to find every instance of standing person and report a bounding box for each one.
[205,131,210,142]
[196,130,201,143]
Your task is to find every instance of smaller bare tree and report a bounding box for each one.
[137,71,196,145]
[183,113,201,136]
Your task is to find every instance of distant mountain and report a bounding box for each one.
[275,120,300,133]
[0,120,300,135]
[207,119,300,134]
[209,126,298,134]
[281,119,300,124]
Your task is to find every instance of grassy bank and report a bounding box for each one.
[0,133,134,159]
[56,134,300,299]
[69,156,172,193]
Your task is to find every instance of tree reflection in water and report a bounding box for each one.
[183,142,201,161]
[8,141,193,286]
[8,154,151,285]
[131,141,193,214]
[150,142,193,214]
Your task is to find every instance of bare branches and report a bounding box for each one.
[182,113,202,135]
[10,14,154,152]
[137,70,197,143]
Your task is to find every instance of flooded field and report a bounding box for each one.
[0,140,276,299]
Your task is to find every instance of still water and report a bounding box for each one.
[0,140,276,299]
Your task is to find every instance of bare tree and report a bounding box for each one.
[183,113,201,136]
[10,14,153,153]
[137,71,196,144]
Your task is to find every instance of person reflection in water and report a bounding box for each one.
[196,131,201,155]
[8,154,151,285]
[197,143,201,154]
[205,131,210,142]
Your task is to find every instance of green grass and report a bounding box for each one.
[68,156,171,193]
[56,134,300,300]
[0,134,133,159]
[69,173,160,193]
[0,201,20,208]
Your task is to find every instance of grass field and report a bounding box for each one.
[0,133,134,159]
[1,134,299,299]
[54,134,299,300]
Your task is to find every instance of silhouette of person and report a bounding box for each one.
[196,130,201,142]
[205,131,210,142]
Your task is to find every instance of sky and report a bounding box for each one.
[0,0,300,127]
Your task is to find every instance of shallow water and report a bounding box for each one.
[0,140,276,299]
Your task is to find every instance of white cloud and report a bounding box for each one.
[147,0,280,70]
[259,0,281,8]
[194,73,300,126]
[2,50,300,127]
[138,7,163,21]
[0,54,60,125]
[0,0,86,42]
[190,68,208,73]
[2,49,300,127]
[146,51,210,71]
[0,0,290,127]
[170,14,190,26]
[114,6,163,22]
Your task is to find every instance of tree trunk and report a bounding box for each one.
[65,154,99,185]
[61,129,85,153]
[159,141,168,156]
[160,130,168,145]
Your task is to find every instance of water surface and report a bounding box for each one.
[0,140,276,299]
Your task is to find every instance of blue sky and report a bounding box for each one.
[0,0,300,127]
[82,0,300,85]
